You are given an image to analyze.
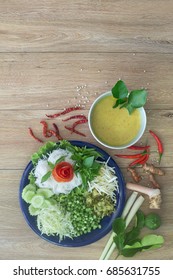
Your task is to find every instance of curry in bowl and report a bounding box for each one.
[89,91,146,149]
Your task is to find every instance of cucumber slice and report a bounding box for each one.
[31,195,45,208]
[42,199,53,208]
[22,184,37,196]
[37,188,54,198]
[28,205,40,216]
[22,190,35,203]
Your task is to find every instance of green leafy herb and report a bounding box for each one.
[121,235,164,257]
[111,80,147,114]
[31,141,58,165]
[112,210,164,258]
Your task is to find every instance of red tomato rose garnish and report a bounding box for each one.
[52,161,74,182]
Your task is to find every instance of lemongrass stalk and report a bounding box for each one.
[99,191,138,260]
[102,195,144,260]
[125,195,145,227]
[121,191,138,219]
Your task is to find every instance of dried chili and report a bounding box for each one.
[62,115,87,122]
[28,128,43,143]
[65,126,86,137]
[40,121,52,137]
[49,129,63,140]
[72,119,88,129]
[149,130,163,164]
[46,107,81,119]
[52,123,60,135]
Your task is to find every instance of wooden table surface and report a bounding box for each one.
[0,0,173,260]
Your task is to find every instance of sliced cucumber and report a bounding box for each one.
[28,205,40,216]
[42,199,53,208]
[36,188,54,199]
[31,195,45,208]
[22,184,37,196]
[22,190,35,203]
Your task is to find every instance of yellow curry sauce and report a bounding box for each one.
[91,95,141,146]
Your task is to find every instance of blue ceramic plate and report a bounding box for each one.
[19,141,126,247]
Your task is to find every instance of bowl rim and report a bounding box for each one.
[88,91,147,149]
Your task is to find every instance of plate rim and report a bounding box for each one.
[19,140,126,247]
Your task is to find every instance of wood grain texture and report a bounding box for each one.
[0,0,172,53]
[0,0,173,260]
[0,53,173,110]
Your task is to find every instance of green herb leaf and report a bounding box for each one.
[41,171,52,183]
[111,80,129,99]
[135,210,145,229]
[111,80,148,114]
[125,227,141,245]
[113,98,127,109]
[48,161,55,169]
[141,234,164,247]
[83,156,95,168]
[128,89,147,108]
[112,217,126,235]
[55,156,66,165]
[124,103,135,114]
[114,233,125,252]
[121,234,164,257]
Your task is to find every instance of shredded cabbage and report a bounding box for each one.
[37,205,75,241]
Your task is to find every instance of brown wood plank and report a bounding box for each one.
[0,0,172,53]
[0,53,173,110]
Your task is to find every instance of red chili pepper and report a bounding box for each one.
[115,152,147,159]
[149,130,163,164]
[65,126,86,137]
[129,154,147,167]
[28,128,43,143]
[62,115,87,122]
[40,121,52,137]
[46,107,81,119]
[129,149,150,167]
[128,145,150,150]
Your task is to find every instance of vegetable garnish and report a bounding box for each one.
[22,140,119,241]
[111,80,147,114]
[100,193,164,260]
[149,130,163,164]
[112,214,164,258]
[52,161,74,182]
